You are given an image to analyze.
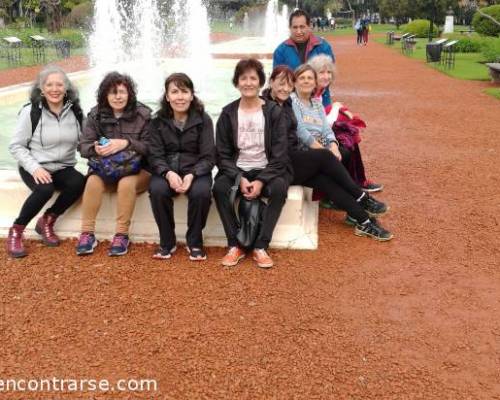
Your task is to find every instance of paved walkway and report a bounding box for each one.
[1,35,500,399]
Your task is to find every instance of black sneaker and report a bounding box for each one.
[187,246,207,261]
[360,194,388,217]
[344,215,357,226]
[152,245,177,260]
[354,219,393,241]
[361,180,383,193]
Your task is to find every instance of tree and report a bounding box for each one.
[378,0,411,27]
[40,0,62,32]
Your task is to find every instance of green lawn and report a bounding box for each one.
[485,88,500,99]
[378,37,491,81]
[0,47,86,70]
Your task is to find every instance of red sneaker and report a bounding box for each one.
[221,246,245,267]
[252,248,274,269]
[35,213,60,247]
[7,224,27,258]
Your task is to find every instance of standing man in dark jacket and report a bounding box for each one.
[213,59,290,269]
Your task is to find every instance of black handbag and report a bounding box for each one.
[229,174,265,249]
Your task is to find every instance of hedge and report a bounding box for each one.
[472,5,500,37]
[401,19,436,38]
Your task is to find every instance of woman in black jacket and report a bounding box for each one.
[148,73,215,260]
[213,58,290,269]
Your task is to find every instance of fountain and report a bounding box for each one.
[211,0,289,58]
[264,0,289,49]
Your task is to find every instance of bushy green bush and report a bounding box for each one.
[401,19,436,38]
[446,34,485,53]
[481,38,500,62]
[472,5,500,37]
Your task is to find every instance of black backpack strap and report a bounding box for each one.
[29,102,42,135]
[71,104,84,128]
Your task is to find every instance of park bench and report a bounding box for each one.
[441,40,458,69]
[386,31,395,45]
[458,28,474,35]
[30,35,47,63]
[486,63,500,84]
[393,32,410,42]
[401,34,416,55]
[426,38,447,63]
[2,36,22,65]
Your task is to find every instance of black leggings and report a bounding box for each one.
[15,167,86,226]
[291,149,369,223]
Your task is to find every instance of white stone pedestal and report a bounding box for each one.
[0,171,319,249]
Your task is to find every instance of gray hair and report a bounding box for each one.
[307,54,337,83]
[30,64,79,105]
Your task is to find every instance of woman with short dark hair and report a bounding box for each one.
[7,65,86,258]
[148,73,215,261]
[213,58,290,269]
[76,71,151,256]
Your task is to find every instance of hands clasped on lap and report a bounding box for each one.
[240,177,263,200]
[166,171,194,194]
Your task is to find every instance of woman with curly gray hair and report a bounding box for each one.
[7,65,86,258]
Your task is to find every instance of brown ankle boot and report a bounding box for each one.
[7,224,27,258]
[35,213,60,247]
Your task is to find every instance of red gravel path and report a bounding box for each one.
[1,35,500,399]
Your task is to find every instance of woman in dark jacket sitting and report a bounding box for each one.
[77,72,151,256]
[148,73,215,261]
[213,58,290,269]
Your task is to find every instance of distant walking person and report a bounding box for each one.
[362,18,370,45]
[355,18,363,45]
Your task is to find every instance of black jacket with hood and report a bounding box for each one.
[148,109,215,178]
[215,98,291,184]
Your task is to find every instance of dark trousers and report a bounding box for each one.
[213,170,288,250]
[356,29,363,44]
[15,166,86,226]
[341,143,367,186]
[149,174,212,249]
[291,149,369,223]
